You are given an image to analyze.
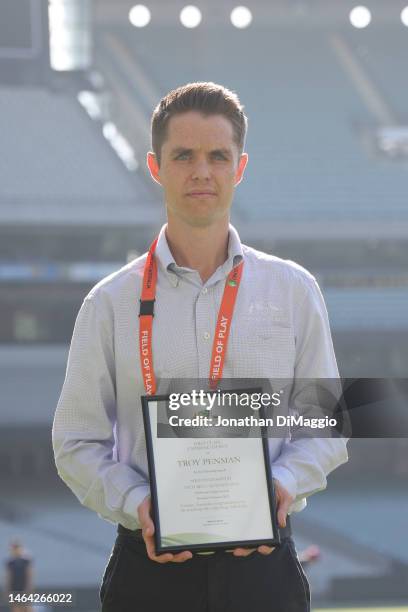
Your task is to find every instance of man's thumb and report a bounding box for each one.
[277,500,289,528]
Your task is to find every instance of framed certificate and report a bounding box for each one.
[142,390,280,554]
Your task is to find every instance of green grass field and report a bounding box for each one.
[316,608,408,612]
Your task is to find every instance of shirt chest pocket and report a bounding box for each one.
[230,318,295,378]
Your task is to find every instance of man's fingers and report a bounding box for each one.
[153,553,175,564]
[257,545,275,555]
[231,545,275,557]
[171,551,193,563]
[144,532,191,563]
[273,479,295,529]
[277,506,287,528]
[143,534,157,559]
[138,497,155,534]
[232,547,256,557]
[142,524,154,538]
[277,507,284,528]
[148,548,192,564]
[144,535,174,563]
[276,492,292,528]
[135,497,193,564]
[277,498,291,528]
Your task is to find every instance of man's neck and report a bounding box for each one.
[165,219,230,283]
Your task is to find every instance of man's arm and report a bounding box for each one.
[52,292,149,530]
[272,274,348,505]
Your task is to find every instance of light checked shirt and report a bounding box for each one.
[52,224,348,530]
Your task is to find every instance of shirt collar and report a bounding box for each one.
[225,224,244,271]
[154,223,244,287]
[155,224,176,273]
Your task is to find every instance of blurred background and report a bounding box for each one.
[0,0,408,610]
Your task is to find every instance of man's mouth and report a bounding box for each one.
[186,191,217,198]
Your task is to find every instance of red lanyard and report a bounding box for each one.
[139,237,243,395]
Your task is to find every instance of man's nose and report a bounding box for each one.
[191,159,211,180]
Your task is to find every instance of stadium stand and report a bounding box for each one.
[104,24,408,232]
[344,25,408,120]
[0,86,158,226]
[1,2,408,607]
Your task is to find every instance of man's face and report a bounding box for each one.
[147,111,248,228]
[10,544,22,557]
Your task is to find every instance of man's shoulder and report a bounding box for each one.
[242,243,317,288]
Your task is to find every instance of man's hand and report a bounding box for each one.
[137,495,193,563]
[274,477,295,529]
[228,478,294,558]
[229,544,275,557]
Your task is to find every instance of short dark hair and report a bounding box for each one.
[151,82,247,164]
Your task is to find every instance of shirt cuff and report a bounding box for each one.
[271,465,298,501]
[122,484,150,529]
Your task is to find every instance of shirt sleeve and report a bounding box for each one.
[52,293,149,530]
[272,274,348,505]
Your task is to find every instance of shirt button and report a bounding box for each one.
[203,332,210,340]
[202,287,208,294]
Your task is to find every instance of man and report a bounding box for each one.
[52,82,348,611]
[4,540,33,612]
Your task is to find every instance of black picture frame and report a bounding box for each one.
[142,388,280,554]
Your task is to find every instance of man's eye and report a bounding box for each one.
[212,153,227,160]
[176,153,190,160]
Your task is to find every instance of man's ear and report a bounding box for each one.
[147,152,161,185]
[234,152,248,186]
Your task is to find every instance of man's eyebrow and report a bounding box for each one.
[171,147,193,156]
[210,148,231,157]
[170,147,232,156]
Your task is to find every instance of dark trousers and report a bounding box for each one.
[100,529,310,612]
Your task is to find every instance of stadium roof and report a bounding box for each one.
[96,1,408,27]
